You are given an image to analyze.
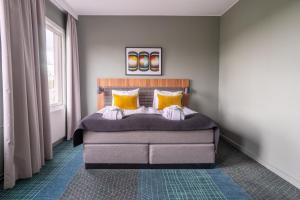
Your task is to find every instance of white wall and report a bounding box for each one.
[219,0,300,188]
[50,108,66,144]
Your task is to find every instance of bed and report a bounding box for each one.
[73,78,219,168]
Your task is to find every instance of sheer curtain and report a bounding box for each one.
[66,14,81,140]
[0,0,52,189]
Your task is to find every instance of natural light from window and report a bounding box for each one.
[46,18,64,107]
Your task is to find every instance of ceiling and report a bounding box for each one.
[61,0,239,17]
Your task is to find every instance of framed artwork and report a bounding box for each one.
[125,47,162,76]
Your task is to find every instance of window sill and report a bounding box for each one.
[50,104,65,112]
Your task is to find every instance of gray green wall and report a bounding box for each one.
[77,16,220,119]
[219,0,300,188]
[45,0,66,29]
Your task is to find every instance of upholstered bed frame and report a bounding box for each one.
[83,78,216,168]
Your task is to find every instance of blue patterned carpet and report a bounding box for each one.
[0,141,83,200]
[0,141,252,200]
[139,169,249,200]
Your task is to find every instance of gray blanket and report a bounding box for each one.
[73,113,220,150]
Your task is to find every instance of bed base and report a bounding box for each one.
[83,143,216,167]
[85,163,215,169]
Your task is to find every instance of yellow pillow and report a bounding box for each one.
[112,94,138,110]
[157,94,183,110]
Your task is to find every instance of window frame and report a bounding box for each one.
[45,17,65,110]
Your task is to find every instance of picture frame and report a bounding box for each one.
[125,47,162,76]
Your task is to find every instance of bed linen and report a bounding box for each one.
[99,106,124,120]
[73,112,220,151]
[99,106,197,117]
[162,105,185,120]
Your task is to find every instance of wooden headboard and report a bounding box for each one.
[97,78,190,110]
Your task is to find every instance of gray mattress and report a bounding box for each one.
[83,130,214,144]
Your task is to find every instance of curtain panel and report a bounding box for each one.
[66,14,81,140]
[0,0,52,189]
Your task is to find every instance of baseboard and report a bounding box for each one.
[52,137,66,147]
[221,134,300,189]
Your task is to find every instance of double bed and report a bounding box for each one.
[73,78,219,168]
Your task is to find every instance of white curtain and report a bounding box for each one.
[0,0,52,189]
[66,14,81,140]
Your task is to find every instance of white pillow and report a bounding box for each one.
[153,89,183,109]
[112,88,140,107]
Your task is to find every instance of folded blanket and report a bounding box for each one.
[162,105,185,120]
[98,106,124,120]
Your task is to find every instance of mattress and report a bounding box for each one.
[83,130,214,144]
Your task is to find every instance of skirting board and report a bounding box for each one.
[52,137,66,147]
[221,134,300,189]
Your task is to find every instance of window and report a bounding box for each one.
[46,18,65,107]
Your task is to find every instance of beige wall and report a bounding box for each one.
[77,16,220,119]
[219,0,300,188]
